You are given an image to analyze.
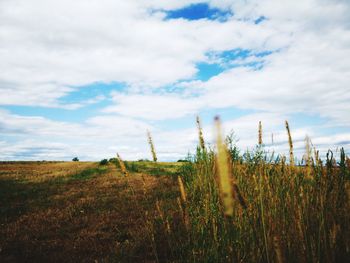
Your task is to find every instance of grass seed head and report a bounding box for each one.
[147,131,158,162]
[258,121,263,145]
[178,176,187,203]
[285,121,294,166]
[215,116,234,217]
[196,116,205,150]
[305,135,313,179]
[117,153,128,176]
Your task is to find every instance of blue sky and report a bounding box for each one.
[165,2,232,21]
[0,1,350,161]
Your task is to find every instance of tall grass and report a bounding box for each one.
[151,117,350,262]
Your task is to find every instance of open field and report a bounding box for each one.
[1,132,350,262]
[0,161,180,262]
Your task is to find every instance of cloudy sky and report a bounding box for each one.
[1,0,349,161]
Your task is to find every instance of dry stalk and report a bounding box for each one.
[259,121,263,145]
[285,121,294,166]
[196,116,205,150]
[117,153,128,176]
[156,200,171,234]
[147,130,158,162]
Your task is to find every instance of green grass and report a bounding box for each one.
[122,161,182,178]
[69,166,108,181]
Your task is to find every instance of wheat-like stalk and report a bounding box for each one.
[147,131,158,162]
[177,197,189,230]
[215,116,234,217]
[273,235,285,263]
[156,200,171,234]
[117,153,128,176]
[258,121,263,145]
[305,135,312,178]
[196,116,205,151]
[178,176,187,203]
[314,147,320,166]
[177,176,189,230]
[305,135,312,164]
[285,121,294,166]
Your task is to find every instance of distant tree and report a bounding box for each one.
[72,157,79,162]
[99,159,108,165]
[138,159,151,162]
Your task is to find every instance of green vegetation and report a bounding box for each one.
[69,166,108,181]
[123,161,181,178]
[145,119,350,262]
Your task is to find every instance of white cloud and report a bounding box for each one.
[98,0,350,126]
[0,109,154,160]
[104,92,202,120]
[0,0,349,160]
[0,0,282,107]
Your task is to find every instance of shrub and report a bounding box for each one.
[99,159,108,165]
[72,157,79,162]
[124,161,138,172]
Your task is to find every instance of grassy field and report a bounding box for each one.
[1,121,350,262]
[0,161,181,262]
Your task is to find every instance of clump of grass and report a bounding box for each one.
[69,166,107,181]
[124,161,139,173]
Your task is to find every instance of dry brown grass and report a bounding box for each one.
[0,161,93,182]
[0,161,178,262]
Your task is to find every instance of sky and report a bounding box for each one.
[0,0,350,161]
